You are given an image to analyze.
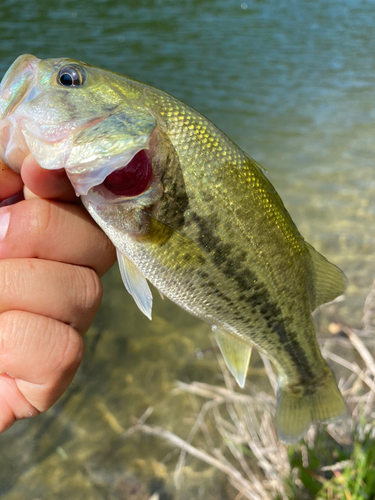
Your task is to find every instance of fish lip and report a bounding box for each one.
[66,144,151,196]
[82,180,159,206]
[64,125,157,197]
[80,131,162,204]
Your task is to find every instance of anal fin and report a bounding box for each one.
[116,249,153,320]
[212,326,252,388]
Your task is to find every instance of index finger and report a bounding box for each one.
[0,198,116,277]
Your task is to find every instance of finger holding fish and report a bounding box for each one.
[0,154,116,432]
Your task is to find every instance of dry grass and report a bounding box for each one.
[123,280,375,500]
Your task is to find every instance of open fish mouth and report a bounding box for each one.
[102,149,152,197]
[0,106,158,202]
[64,139,154,197]
[0,103,153,197]
[0,107,152,196]
[0,117,154,198]
[80,129,162,209]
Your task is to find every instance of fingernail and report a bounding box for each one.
[0,209,10,241]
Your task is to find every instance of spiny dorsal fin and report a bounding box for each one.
[306,242,347,311]
[212,326,252,388]
[116,248,153,320]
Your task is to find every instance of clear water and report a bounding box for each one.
[1,0,375,498]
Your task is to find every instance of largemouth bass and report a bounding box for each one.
[0,55,347,443]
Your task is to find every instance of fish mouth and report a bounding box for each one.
[1,108,155,199]
[0,110,153,197]
[64,138,153,197]
[0,100,153,197]
[2,119,153,197]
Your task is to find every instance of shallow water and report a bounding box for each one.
[1,0,375,498]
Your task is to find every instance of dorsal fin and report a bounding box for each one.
[116,248,153,319]
[306,242,347,311]
[212,326,252,388]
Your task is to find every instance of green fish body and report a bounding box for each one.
[0,55,347,442]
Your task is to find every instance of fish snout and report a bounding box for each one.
[0,55,41,172]
[0,54,41,119]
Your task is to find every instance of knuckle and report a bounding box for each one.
[0,260,14,299]
[0,311,83,376]
[49,323,84,377]
[24,198,56,239]
[0,311,18,353]
[0,311,42,357]
[0,259,30,300]
[75,266,103,313]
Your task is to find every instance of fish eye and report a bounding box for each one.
[58,65,86,87]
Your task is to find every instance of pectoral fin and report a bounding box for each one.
[212,326,252,388]
[116,249,153,320]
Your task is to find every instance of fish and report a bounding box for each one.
[0,54,347,443]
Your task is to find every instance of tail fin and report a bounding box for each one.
[276,370,347,444]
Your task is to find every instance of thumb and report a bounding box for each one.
[21,154,78,202]
[0,161,23,201]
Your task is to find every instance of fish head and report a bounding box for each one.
[0,54,163,199]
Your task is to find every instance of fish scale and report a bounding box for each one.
[0,54,348,442]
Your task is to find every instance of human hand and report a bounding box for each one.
[0,156,116,432]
